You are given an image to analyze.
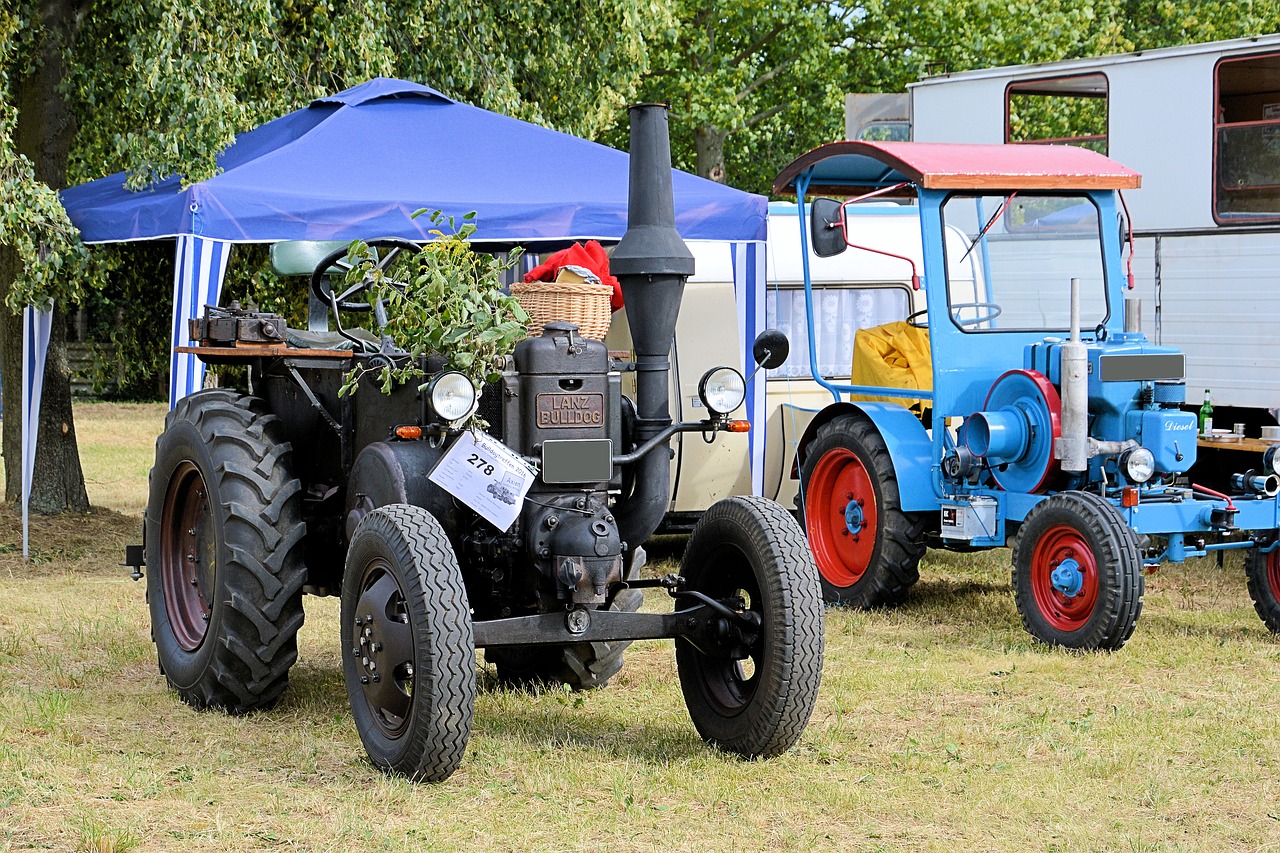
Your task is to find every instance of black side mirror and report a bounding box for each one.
[810,197,847,258]
[752,329,790,371]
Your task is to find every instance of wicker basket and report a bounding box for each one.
[511,279,613,339]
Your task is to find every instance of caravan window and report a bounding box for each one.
[764,285,911,380]
[1005,74,1108,153]
[1214,52,1280,223]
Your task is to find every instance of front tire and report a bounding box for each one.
[1244,535,1280,633]
[145,389,306,713]
[799,415,927,607]
[676,496,823,759]
[1012,491,1144,651]
[342,505,476,782]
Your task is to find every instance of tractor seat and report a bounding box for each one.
[285,327,382,354]
[848,320,932,420]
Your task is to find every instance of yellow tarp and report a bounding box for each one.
[848,321,932,416]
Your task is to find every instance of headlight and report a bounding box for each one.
[1264,444,1280,477]
[698,367,746,416]
[1120,446,1155,484]
[429,371,478,423]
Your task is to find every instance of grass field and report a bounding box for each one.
[2,403,1279,851]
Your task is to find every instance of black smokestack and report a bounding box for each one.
[611,104,694,549]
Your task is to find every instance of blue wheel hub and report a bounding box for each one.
[1051,558,1084,597]
[843,499,865,535]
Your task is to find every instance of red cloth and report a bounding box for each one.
[523,240,623,311]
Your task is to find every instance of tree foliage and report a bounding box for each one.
[615,1,852,193]
[844,0,1280,91]
[0,0,669,508]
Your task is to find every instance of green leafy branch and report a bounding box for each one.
[338,211,529,400]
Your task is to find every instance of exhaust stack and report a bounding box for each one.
[611,104,695,548]
[1056,277,1090,472]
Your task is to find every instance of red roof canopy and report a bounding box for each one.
[773,140,1142,196]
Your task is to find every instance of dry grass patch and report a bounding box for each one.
[2,405,1280,850]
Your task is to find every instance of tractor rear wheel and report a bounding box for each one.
[145,389,307,713]
[1012,491,1144,651]
[1244,536,1280,633]
[342,505,476,782]
[799,415,927,607]
[676,496,823,759]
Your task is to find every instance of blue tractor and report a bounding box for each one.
[774,140,1280,650]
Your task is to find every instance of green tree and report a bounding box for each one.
[1,0,667,513]
[619,1,852,194]
[843,0,1280,90]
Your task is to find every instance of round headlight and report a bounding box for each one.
[698,367,746,416]
[1264,444,1280,477]
[430,371,478,422]
[1120,446,1155,484]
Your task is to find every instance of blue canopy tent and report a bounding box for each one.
[55,78,771,493]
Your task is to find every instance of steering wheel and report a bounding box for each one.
[907,301,1002,329]
[310,237,420,312]
[950,301,1002,328]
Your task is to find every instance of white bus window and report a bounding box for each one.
[1215,52,1280,223]
[1006,73,1108,153]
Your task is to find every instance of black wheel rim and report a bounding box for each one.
[692,546,763,716]
[351,559,416,739]
[160,461,216,651]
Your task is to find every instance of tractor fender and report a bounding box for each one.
[345,440,460,544]
[794,402,939,513]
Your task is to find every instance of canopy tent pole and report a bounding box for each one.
[22,305,53,558]
[732,240,767,497]
[171,235,231,407]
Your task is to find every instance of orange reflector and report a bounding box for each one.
[725,420,751,433]
[395,425,424,440]
[1121,486,1139,508]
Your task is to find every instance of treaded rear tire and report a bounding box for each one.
[145,389,306,713]
[677,495,824,759]
[799,414,927,607]
[1012,491,1144,651]
[342,505,476,782]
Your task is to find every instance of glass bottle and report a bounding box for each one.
[1198,389,1214,436]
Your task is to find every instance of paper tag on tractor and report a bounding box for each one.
[429,430,535,531]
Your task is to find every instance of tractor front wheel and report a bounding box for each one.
[676,496,823,759]
[342,505,476,782]
[1244,536,1280,633]
[799,415,927,607]
[1012,491,1144,650]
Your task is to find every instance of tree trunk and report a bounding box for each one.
[694,125,729,183]
[1,0,91,513]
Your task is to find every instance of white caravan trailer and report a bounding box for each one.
[606,203,925,527]
[875,35,1280,453]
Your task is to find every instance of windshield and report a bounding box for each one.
[940,193,1108,333]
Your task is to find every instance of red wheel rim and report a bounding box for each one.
[805,447,879,587]
[1267,548,1280,603]
[160,461,216,651]
[1029,523,1099,632]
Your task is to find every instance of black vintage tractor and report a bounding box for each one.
[131,105,823,781]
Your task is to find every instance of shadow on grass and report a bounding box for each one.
[275,655,706,765]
